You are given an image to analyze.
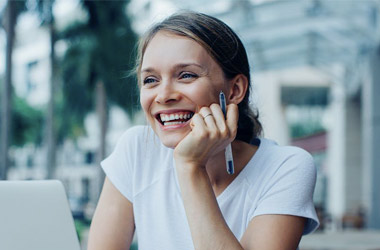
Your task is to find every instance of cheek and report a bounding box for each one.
[139,90,153,114]
[187,81,223,106]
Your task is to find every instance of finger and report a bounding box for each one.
[190,113,206,132]
[198,106,212,118]
[199,107,218,131]
[191,113,216,144]
[209,103,228,136]
[226,103,239,139]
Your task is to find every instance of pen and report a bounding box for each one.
[219,91,235,175]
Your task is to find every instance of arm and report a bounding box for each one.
[176,163,306,250]
[87,177,135,250]
[174,103,242,249]
[176,165,243,250]
[240,215,306,250]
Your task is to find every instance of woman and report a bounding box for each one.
[88,12,319,250]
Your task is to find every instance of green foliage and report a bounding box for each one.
[10,0,28,19]
[1,0,27,30]
[60,30,95,120]
[130,242,138,250]
[55,89,87,143]
[0,85,43,147]
[12,96,44,146]
[35,0,55,26]
[59,0,139,138]
[82,0,139,116]
[74,218,91,243]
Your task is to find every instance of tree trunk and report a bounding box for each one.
[0,0,16,180]
[46,2,57,179]
[95,80,107,197]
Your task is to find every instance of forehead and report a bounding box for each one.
[141,31,215,70]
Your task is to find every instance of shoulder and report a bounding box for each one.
[261,138,313,160]
[106,125,162,163]
[103,125,151,165]
[119,125,152,142]
[245,138,316,189]
[118,125,173,164]
[247,139,319,235]
[115,125,157,149]
[260,138,317,190]
[259,138,314,170]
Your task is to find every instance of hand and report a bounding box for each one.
[173,103,238,170]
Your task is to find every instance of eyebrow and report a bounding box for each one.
[141,63,206,73]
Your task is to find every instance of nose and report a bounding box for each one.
[155,80,180,104]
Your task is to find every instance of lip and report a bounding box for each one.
[158,118,192,131]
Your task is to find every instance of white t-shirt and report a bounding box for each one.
[101,125,319,249]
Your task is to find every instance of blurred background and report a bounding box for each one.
[1,0,379,249]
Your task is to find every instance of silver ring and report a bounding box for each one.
[203,114,213,119]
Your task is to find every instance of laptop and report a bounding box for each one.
[0,180,81,250]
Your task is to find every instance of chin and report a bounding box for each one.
[157,132,186,149]
[159,136,182,149]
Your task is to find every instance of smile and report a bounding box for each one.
[156,111,194,126]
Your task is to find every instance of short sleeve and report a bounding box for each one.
[251,149,320,235]
[101,127,140,202]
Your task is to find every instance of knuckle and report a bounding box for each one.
[210,103,219,110]
[220,127,230,138]
[199,106,211,114]
[228,103,238,111]
[230,127,237,138]
[198,130,208,140]
[192,113,199,120]
[210,129,220,139]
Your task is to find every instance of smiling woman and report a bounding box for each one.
[139,31,232,148]
[87,11,319,250]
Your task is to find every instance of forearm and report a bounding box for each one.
[88,178,135,250]
[176,165,244,250]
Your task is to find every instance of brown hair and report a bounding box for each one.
[135,11,262,142]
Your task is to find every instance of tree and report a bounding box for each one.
[0,0,26,180]
[60,0,138,194]
[35,0,57,179]
[10,94,44,147]
[0,80,43,148]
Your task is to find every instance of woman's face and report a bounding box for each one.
[140,31,229,148]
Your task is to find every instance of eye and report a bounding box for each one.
[143,77,157,85]
[180,72,197,80]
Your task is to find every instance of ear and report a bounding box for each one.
[227,74,248,104]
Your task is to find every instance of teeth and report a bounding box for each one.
[159,112,193,122]
[164,121,186,126]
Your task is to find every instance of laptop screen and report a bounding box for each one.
[0,180,81,250]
